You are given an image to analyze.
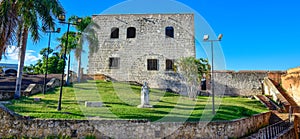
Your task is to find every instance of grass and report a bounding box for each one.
[5,80,268,122]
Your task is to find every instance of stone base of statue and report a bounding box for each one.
[137,104,153,108]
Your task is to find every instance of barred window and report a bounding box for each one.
[147,59,158,71]
[109,57,120,69]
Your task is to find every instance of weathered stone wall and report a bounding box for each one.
[213,71,268,96]
[0,104,271,138]
[281,67,300,105]
[88,14,195,88]
[263,78,290,112]
[0,91,14,100]
[0,78,61,100]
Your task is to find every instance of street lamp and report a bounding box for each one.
[203,33,223,114]
[57,14,81,111]
[43,27,61,95]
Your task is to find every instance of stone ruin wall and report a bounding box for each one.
[281,67,300,105]
[212,71,282,96]
[0,104,271,138]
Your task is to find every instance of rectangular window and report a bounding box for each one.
[147,59,158,71]
[109,57,120,69]
[166,59,174,71]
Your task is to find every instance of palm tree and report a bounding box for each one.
[0,0,64,98]
[56,31,79,84]
[0,0,19,60]
[70,16,99,82]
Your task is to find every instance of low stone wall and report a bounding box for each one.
[0,91,14,100]
[23,84,43,96]
[0,104,271,138]
[213,71,267,96]
[23,78,61,96]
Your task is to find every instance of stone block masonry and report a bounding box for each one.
[0,104,271,138]
[211,70,285,97]
[88,13,195,89]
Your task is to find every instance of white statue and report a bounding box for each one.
[138,82,152,108]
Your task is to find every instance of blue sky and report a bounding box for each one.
[2,0,300,71]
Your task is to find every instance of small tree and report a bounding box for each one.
[175,57,210,99]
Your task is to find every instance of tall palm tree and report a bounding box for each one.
[0,0,64,98]
[56,31,79,84]
[70,16,99,82]
[0,0,19,60]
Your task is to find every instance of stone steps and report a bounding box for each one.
[255,95,278,110]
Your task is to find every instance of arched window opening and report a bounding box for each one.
[111,27,119,38]
[165,26,174,38]
[127,27,136,38]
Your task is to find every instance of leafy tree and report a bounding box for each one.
[23,49,64,74]
[23,64,34,74]
[175,57,210,99]
[40,47,54,57]
[0,0,64,98]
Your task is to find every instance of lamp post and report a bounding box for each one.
[43,27,61,95]
[57,14,81,111]
[203,34,223,114]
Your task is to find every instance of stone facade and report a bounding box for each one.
[88,14,195,88]
[0,104,271,138]
[212,71,282,96]
[281,67,300,105]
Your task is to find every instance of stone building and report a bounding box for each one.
[88,13,195,89]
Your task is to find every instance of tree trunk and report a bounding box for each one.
[77,53,81,83]
[15,27,28,99]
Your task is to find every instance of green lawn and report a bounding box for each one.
[5,80,268,122]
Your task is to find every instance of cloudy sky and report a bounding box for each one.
[2,45,42,65]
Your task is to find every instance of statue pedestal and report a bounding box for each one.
[137,104,153,108]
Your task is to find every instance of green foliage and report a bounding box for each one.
[40,48,54,57]
[56,31,79,54]
[5,81,268,121]
[175,57,210,82]
[23,49,64,74]
[175,57,210,98]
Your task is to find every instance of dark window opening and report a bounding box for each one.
[111,27,119,38]
[147,59,158,71]
[127,27,136,38]
[201,77,206,90]
[165,26,174,38]
[109,57,120,69]
[166,59,174,71]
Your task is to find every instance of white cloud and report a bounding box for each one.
[2,45,42,65]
